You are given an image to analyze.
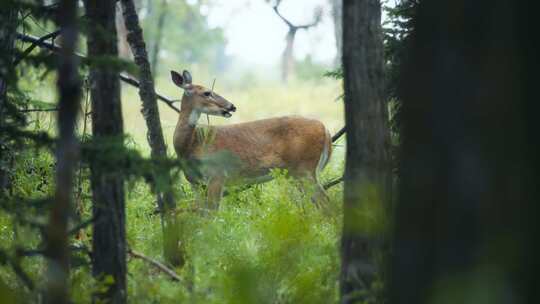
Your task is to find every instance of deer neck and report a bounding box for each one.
[174,94,201,158]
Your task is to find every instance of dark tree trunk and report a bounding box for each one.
[84,0,127,302]
[330,0,343,66]
[390,1,540,303]
[0,2,18,193]
[149,0,167,76]
[120,0,183,267]
[340,0,391,303]
[44,1,81,303]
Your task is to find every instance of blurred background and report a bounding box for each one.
[119,0,343,148]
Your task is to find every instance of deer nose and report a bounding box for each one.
[229,104,236,112]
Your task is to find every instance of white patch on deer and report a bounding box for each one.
[188,110,201,126]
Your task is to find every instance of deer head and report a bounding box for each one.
[171,70,236,118]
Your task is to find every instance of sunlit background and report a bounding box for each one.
[116,0,345,153]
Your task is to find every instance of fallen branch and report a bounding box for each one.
[15,33,180,113]
[128,249,182,282]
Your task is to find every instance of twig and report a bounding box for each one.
[332,126,346,143]
[15,33,180,113]
[14,30,62,66]
[128,249,182,282]
[119,75,180,113]
[19,108,59,113]
[323,176,344,190]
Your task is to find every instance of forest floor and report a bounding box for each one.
[1,76,345,303]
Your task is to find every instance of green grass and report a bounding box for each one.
[1,76,345,303]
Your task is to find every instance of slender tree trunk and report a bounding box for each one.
[330,0,343,66]
[116,3,132,60]
[281,29,296,83]
[150,0,167,76]
[44,1,81,303]
[84,0,127,302]
[340,0,391,303]
[120,0,183,267]
[390,1,540,303]
[0,2,18,193]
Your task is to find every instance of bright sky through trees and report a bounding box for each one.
[206,0,337,66]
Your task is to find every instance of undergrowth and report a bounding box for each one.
[0,148,343,303]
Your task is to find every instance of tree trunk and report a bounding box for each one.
[330,0,343,66]
[390,1,540,303]
[116,3,132,60]
[0,2,18,194]
[340,0,391,303]
[44,1,81,303]
[150,0,167,76]
[120,0,183,267]
[84,0,127,302]
[281,29,296,83]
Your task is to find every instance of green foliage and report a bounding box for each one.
[123,168,342,304]
[323,67,343,80]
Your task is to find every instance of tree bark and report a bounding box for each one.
[340,0,391,303]
[120,0,183,267]
[84,0,127,302]
[390,1,540,303]
[0,2,18,194]
[44,1,81,303]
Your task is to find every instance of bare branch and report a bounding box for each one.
[14,30,61,66]
[332,126,346,142]
[271,1,322,30]
[323,176,344,190]
[272,3,294,28]
[19,107,59,113]
[15,33,180,113]
[296,6,323,30]
[128,249,182,282]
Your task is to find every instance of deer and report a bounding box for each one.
[171,70,333,210]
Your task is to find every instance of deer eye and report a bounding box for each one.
[203,91,212,97]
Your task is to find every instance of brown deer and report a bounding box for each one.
[171,70,332,209]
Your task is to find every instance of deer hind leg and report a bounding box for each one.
[206,176,225,210]
[309,174,330,209]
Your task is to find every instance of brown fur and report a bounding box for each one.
[171,71,332,209]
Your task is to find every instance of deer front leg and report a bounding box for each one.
[206,176,225,210]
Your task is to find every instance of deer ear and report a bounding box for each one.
[182,70,192,84]
[171,70,185,87]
